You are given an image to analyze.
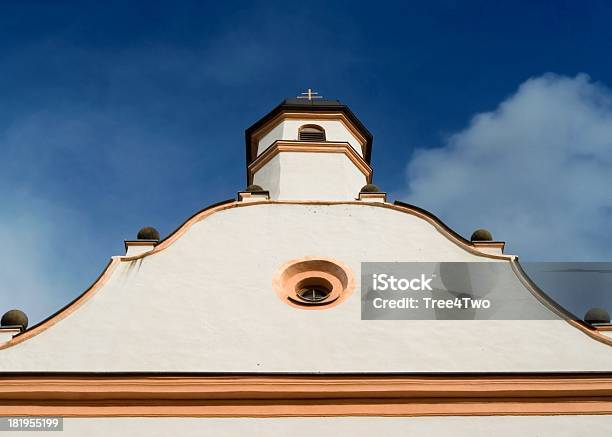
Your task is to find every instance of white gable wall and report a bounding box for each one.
[0,202,611,372]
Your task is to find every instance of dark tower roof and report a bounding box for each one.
[245,98,373,167]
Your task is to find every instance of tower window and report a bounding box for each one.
[299,125,326,142]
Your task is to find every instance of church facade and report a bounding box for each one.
[0,94,611,435]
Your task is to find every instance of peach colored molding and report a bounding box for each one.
[0,374,611,417]
[247,140,373,185]
[596,326,612,332]
[250,112,368,160]
[272,257,356,310]
[2,401,611,418]
[0,257,121,350]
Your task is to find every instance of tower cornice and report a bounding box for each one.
[245,99,373,171]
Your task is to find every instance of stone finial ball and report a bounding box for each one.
[137,226,160,240]
[246,184,264,192]
[1,309,28,330]
[470,229,493,242]
[584,307,610,324]
[360,184,381,193]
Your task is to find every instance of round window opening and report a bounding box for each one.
[295,277,333,303]
[297,286,331,302]
[273,258,355,310]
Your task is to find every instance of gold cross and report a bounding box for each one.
[297,88,323,101]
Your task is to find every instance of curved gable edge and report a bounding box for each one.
[1,198,610,351]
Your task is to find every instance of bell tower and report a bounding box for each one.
[245,90,373,200]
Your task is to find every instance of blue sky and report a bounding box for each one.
[2,1,612,323]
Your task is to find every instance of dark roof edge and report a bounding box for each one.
[2,371,612,376]
[511,258,588,325]
[394,200,473,246]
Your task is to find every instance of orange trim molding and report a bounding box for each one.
[247,140,373,185]
[249,112,369,160]
[0,374,611,417]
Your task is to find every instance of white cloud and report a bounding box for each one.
[403,73,612,261]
